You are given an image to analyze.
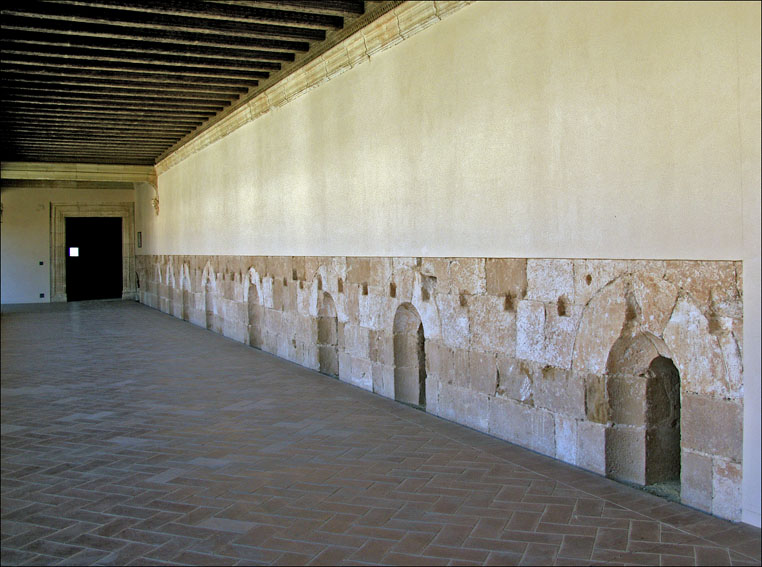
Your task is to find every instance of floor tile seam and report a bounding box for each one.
[345,391,757,560]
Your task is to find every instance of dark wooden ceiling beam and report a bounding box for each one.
[3,83,239,103]
[3,72,250,95]
[46,0,345,29]
[2,14,311,52]
[1,110,204,126]
[1,53,272,79]
[2,123,193,136]
[2,29,298,62]
[215,1,365,17]
[4,101,218,118]
[4,92,228,111]
[2,62,263,86]
[1,43,286,70]
[3,3,328,41]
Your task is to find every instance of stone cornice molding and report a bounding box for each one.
[155,1,473,176]
[1,162,156,187]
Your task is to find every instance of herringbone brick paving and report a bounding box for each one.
[1,301,759,566]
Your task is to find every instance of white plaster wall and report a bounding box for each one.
[0,187,135,304]
[137,2,760,525]
[145,2,753,261]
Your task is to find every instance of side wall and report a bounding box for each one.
[0,186,136,304]
[135,3,761,525]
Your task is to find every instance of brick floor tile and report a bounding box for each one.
[382,551,447,565]
[519,542,558,565]
[695,545,732,566]
[483,550,524,565]
[2,302,759,567]
[308,545,354,566]
[558,534,595,559]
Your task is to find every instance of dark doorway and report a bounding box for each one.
[65,217,123,301]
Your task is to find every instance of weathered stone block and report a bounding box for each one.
[372,362,394,399]
[663,298,730,398]
[542,303,583,369]
[631,273,678,336]
[424,339,451,378]
[526,259,574,303]
[577,421,606,475]
[584,374,608,423]
[573,260,628,307]
[681,449,713,512]
[448,258,486,295]
[350,356,373,391]
[681,394,742,461]
[343,324,370,358]
[489,397,554,455]
[469,295,516,356]
[534,366,584,418]
[369,257,393,287]
[713,316,744,400]
[358,293,393,331]
[347,257,372,285]
[607,375,646,426]
[555,415,577,465]
[468,350,496,395]
[485,258,527,298]
[572,278,627,375]
[435,293,470,348]
[712,458,742,521]
[420,257,449,280]
[495,356,535,404]
[516,300,544,363]
[606,425,646,485]
[665,260,738,316]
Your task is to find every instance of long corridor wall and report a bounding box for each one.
[135,2,761,526]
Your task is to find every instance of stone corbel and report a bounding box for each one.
[148,170,160,215]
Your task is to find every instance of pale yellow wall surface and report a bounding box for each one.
[146,1,749,260]
[0,187,135,304]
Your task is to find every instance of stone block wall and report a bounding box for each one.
[136,254,744,521]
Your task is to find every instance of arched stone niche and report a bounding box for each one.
[393,303,427,407]
[202,264,220,334]
[317,292,339,377]
[247,277,263,348]
[605,332,681,487]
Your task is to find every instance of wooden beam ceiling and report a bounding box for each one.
[1,1,396,166]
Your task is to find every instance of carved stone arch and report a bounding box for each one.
[393,302,427,408]
[605,331,680,487]
[180,263,192,321]
[202,263,220,333]
[247,267,263,348]
[317,292,339,377]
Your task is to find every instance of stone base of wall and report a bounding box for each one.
[136,254,744,521]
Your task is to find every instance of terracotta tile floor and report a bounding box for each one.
[2,301,760,566]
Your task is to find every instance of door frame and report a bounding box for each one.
[51,202,136,302]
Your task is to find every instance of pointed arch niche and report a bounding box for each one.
[50,202,136,302]
[393,303,427,408]
[317,292,339,376]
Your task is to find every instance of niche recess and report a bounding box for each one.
[605,332,681,490]
[393,303,427,408]
[317,292,339,377]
